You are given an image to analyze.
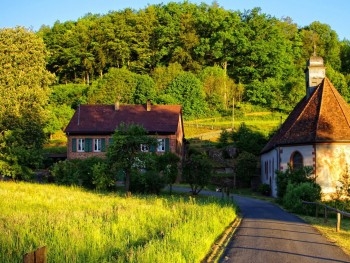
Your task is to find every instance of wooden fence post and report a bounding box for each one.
[336,212,341,232]
[23,246,47,263]
[324,207,328,223]
[315,204,319,218]
[23,252,34,263]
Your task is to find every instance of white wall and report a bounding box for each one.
[261,144,314,197]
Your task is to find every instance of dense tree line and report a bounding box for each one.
[2,2,350,180]
[37,2,350,116]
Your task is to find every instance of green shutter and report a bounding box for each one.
[101,138,106,152]
[165,138,170,152]
[150,144,156,153]
[85,138,92,152]
[72,138,77,152]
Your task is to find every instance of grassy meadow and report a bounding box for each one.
[0,182,236,263]
[184,111,286,139]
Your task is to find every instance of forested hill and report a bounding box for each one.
[38,1,350,116]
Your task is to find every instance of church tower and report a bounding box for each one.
[305,54,326,98]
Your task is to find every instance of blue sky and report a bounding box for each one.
[1,0,349,40]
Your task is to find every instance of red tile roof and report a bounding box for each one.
[65,104,183,135]
[262,78,350,153]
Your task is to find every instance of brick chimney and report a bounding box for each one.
[146,99,151,111]
[115,100,120,111]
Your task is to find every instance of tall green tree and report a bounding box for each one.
[132,75,157,104]
[164,72,207,118]
[300,21,341,71]
[106,123,157,192]
[151,63,183,94]
[87,67,137,104]
[0,27,55,178]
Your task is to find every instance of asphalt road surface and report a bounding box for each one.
[220,195,350,263]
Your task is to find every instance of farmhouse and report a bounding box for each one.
[261,55,350,199]
[65,100,185,160]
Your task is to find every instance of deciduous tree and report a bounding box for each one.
[106,123,157,192]
[0,27,54,179]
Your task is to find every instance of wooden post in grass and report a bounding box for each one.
[315,203,319,218]
[336,212,341,232]
[324,207,328,223]
[23,246,47,263]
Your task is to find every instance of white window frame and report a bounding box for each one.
[140,144,149,152]
[77,138,85,152]
[157,139,165,152]
[94,138,101,152]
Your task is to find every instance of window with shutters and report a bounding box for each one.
[94,139,101,152]
[140,144,149,152]
[157,139,165,152]
[77,139,85,152]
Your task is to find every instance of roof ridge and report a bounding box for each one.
[315,79,325,139]
[325,77,350,128]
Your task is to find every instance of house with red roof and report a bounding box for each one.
[261,55,350,199]
[65,100,185,160]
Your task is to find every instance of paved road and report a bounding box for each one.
[220,195,350,263]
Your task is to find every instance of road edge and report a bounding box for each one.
[201,215,243,263]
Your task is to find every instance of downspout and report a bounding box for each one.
[274,145,280,197]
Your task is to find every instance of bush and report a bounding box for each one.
[283,182,321,214]
[51,157,106,189]
[130,170,165,194]
[258,183,271,196]
[92,162,114,191]
[276,165,314,200]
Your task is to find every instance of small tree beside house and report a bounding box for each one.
[183,150,213,195]
[106,123,158,192]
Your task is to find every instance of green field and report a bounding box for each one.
[0,182,236,263]
[184,111,286,139]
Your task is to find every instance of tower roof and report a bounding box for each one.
[261,78,350,153]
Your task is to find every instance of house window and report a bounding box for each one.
[94,139,101,152]
[290,151,303,170]
[140,144,149,152]
[77,139,85,152]
[157,139,165,152]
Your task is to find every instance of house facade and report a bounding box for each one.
[65,101,185,160]
[261,55,350,199]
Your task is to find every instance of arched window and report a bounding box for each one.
[290,151,303,170]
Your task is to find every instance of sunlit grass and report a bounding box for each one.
[299,215,350,256]
[184,112,286,139]
[0,182,236,263]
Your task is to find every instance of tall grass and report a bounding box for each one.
[0,182,236,262]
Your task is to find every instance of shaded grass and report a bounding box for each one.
[0,182,237,263]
